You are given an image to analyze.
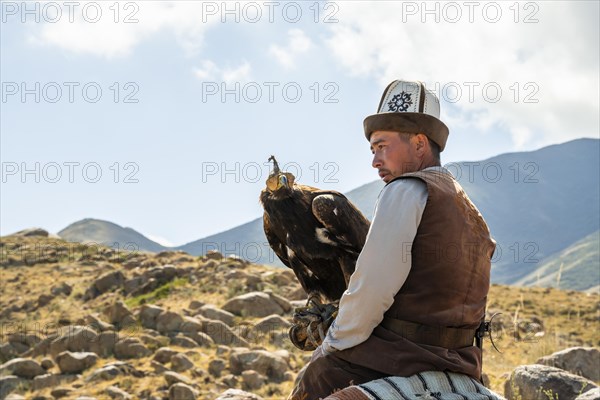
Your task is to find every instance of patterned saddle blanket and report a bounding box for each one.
[323,371,506,400]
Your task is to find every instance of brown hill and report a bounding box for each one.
[1,234,598,398]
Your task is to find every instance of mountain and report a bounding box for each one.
[513,230,600,291]
[56,138,600,290]
[58,218,168,253]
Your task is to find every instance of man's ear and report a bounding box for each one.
[414,133,428,153]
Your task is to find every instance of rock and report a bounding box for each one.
[576,388,600,400]
[171,353,194,372]
[106,386,132,399]
[41,358,54,370]
[164,371,193,386]
[204,250,223,261]
[38,293,55,307]
[252,314,291,334]
[85,270,125,299]
[216,346,230,356]
[188,300,204,310]
[183,331,215,347]
[201,320,248,347]
[84,314,115,332]
[5,394,26,400]
[264,290,293,313]
[0,343,20,360]
[536,347,600,382]
[56,351,98,374]
[170,335,199,348]
[13,228,48,237]
[0,376,25,399]
[222,292,286,318]
[139,305,164,330]
[197,305,235,326]
[154,347,178,364]
[90,331,119,358]
[32,374,79,390]
[287,286,307,301]
[215,388,264,400]
[114,337,151,359]
[49,326,99,358]
[103,301,135,327]
[241,370,266,390]
[50,387,73,399]
[156,311,185,334]
[229,349,288,381]
[151,360,169,373]
[0,357,46,378]
[85,362,141,383]
[220,374,239,388]
[504,364,598,400]
[209,358,227,377]
[50,283,72,297]
[169,383,198,400]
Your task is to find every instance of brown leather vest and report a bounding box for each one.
[335,168,495,380]
[385,169,495,329]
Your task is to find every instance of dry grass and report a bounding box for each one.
[1,235,598,398]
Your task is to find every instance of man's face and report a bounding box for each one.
[370,131,420,183]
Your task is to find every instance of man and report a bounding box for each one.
[291,80,496,400]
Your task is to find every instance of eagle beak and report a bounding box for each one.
[279,174,289,188]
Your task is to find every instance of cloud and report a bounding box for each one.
[193,60,251,83]
[269,28,312,69]
[26,2,220,59]
[324,1,599,149]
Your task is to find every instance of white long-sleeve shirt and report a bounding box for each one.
[321,169,436,354]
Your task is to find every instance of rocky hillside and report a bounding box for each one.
[1,231,599,399]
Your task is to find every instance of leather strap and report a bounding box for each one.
[381,317,476,349]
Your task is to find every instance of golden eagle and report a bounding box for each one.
[260,156,370,304]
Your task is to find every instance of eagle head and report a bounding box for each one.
[266,155,295,195]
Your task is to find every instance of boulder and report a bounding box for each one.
[0,357,46,378]
[106,386,133,399]
[50,282,73,296]
[576,388,600,400]
[85,362,141,383]
[153,347,178,364]
[504,364,598,400]
[164,371,193,386]
[85,271,125,299]
[197,305,235,326]
[215,389,264,400]
[32,373,79,390]
[241,370,266,390]
[201,320,248,347]
[114,337,151,359]
[170,335,199,348]
[50,387,74,399]
[222,292,285,318]
[156,311,185,334]
[229,349,288,381]
[138,305,164,330]
[171,353,194,372]
[103,301,135,327]
[49,326,99,358]
[209,358,227,377]
[0,376,26,399]
[252,314,291,334]
[536,347,600,382]
[84,314,115,332]
[168,383,198,400]
[56,351,98,374]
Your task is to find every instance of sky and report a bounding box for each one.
[1,1,599,246]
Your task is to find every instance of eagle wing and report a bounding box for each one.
[262,212,290,268]
[311,191,370,283]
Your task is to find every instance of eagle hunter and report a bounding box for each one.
[260,156,370,305]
